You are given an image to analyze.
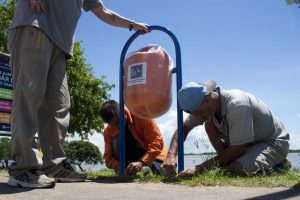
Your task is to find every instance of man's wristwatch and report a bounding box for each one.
[129,21,134,31]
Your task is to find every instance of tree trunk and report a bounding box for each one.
[0,160,4,169]
[5,159,9,169]
[79,164,83,171]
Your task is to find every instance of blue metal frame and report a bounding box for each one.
[119,25,184,175]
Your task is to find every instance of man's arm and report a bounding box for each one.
[138,119,164,166]
[196,144,247,172]
[204,120,227,154]
[91,5,149,32]
[161,124,191,177]
[103,130,119,171]
[176,144,247,178]
[166,126,189,160]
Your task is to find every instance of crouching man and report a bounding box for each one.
[161,80,290,178]
[100,100,167,175]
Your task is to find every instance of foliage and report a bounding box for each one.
[0,0,15,53]
[85,169,135,183]
[286,0,300,7]
[0,137,11,169]
[286,0,300,5]
[67,42,114,139]
[63,140,104,171]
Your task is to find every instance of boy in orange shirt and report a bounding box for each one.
[100,100,167,175]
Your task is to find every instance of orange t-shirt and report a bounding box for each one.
[103,109,167,169]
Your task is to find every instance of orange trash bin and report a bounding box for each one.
[124,45,173,119]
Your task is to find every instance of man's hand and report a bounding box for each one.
[126,161,143,175]
[176,166,197,179]
[113,164,120,174]
[131,22,150,33]
[161,156,177,178]
[28,0,48,12]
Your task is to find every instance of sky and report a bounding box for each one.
[1,0,300,153]
[72,0,300,154]
[2,0,298,154]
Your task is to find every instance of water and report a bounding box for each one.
[83,153,300,171]
[287,153,300,168]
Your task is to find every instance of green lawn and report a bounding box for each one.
[85,168,300,188]
[2,166,299,188]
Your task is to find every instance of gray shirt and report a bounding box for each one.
[9,0,103,56]
[184,88,289,146]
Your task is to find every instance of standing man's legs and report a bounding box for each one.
[35,34,85,183]
[37,45,85,182]
[37,45,70,168]
[7,26,56,188]
[8,26,85,185]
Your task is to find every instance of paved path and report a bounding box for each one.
[0,172,300,200]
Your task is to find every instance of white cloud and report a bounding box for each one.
[158,116,177,151]
[184,127,214,153]
[167,110,178,118]
[66,131,104,154]
[158,110,214,154]
[288,132,300,150]
[89,131,105,153]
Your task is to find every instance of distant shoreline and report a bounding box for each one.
[184,153,216,156]
[185,150,300,155]
[288,149,300,153]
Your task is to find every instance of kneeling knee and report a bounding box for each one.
[225,161,248,176]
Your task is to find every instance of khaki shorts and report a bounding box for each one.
[235,138,289,174]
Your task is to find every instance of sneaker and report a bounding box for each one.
[7,169,55,188]
[273,159,292,173]
[44,159,86,182]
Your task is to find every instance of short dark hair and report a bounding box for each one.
[99,100,119,123]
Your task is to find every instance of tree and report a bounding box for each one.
[63,140,103,171]
[0,1,114,139]
[286,0,300,7]
[286,0,300,5]
[0,0,15,53]
[0,137,11,169]
[67,42,114,139]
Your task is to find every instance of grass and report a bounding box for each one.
[0,168,8,172]
[84,168,300,188]
[1,166,299,188]
[85,169,136,183]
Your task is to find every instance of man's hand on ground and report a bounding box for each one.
[126,161,143,175]
[161,156,177,178]
[176,166,197,179]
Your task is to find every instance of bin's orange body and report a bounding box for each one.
[124,46,173,119]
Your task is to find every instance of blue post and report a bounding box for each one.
[119,25,184,175]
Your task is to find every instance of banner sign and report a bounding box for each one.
[0,53,12,133]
